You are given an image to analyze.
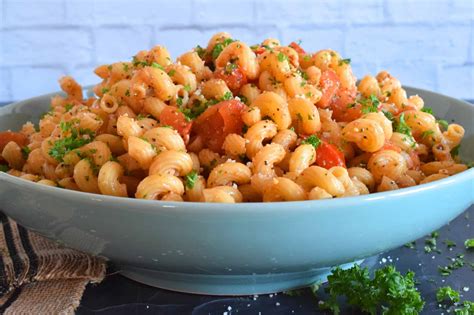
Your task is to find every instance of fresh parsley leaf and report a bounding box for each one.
[211,38,234,60]
[48,124,94,162]
[101,87,110,94]
[451,145,460,157]
[395,113,412,136]
[21,146,31,159]
[339,58,351,66]
[421,107,434,115]
[168,69,176,76]
[277,52,288,62]
[237,95,248,105]
[176,97,183,106]
[454,301,474,315]
[194,45,206,58]
[132,56,149,67]
[320,265,424,315]
[183,84,191,92]
[436,286,460,303]
[443,239,456,248]
[424,231,440,253]
[301,135,321,149]
[383,110,395,122]
[465,238,474,249]
[184,170,198,189]
[438,119,449,130]
[0,164,9,172]
[151,62,164,70]
[359,94,380,114]
[438,254,465,276]
[122,63,129,72]
[421,129,434,139]
[404,241,416,249]
[64,103,74,112]
[222,91,233,101]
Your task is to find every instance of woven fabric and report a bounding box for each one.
[0,213,106,314]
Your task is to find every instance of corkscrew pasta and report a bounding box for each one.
[0,33,471,202]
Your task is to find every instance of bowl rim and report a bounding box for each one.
[1,86,473,211]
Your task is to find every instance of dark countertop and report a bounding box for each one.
[77,206,474,315]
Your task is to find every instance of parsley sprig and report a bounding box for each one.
[48,121,95,162]
[301,135,321,149]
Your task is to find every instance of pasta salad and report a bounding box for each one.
[0,32,469,202]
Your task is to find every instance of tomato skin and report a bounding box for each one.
[289,42,306,54]
[159,106,193,143]
[214,67,247,94]
[316,141,346,169]
[0,131,28,152]
[317,70,340,109]
[193,100,246,153]
[330,88,359,122]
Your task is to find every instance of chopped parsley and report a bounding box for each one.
[183,84,191,92]
[132,56,149,67]
[125,89,130,97]
[101,87,109,94]
[338,58,351,66]
[211,38,234,60]
[184,170,198,189]
[303,55,311,62]
[136,114,150,120]
[359,94,380,114]
[395,113,412,136]
[180,98,219,121]
[0,164,9,172]
[49,122,94,162]
[224,62,238,74]
[438,254,465,276]
[301,135,321,149]
[168,69,176,76]
[451,145,460,157]
[436,286,460,303]
[194,45,206,58]
[383,110,395,122]
[277,52,288,62]
[151,62,164,70]
[319,265,424,314]
[438,119,449,130]
[465,238,474,249]
[404,241,416,249]
[421,107,434,115]
[21,146,31,159]
[176,97,184,106]
[424,231,440,253]
[237,95,248,105]
[421,129,434,139]
[122,63,129,72]
[222,91,233,100]
[64,103,74,112]
[443,239,457,248]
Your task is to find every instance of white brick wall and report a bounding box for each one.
[0,0,472,102]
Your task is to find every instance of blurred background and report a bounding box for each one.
[0,0,472,103]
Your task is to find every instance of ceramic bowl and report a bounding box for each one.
[0,87,473,295]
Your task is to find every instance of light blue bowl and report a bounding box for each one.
[0,87,473,295]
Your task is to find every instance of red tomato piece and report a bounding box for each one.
[316,141,346,169]
[289,41,306,54]
[0,131,28,152]
[407,150,420,170]
[317,70,340,109]
[330,88,359,122]
[159,106,193,143]
[214,66,247,94]
[193,100,246,153]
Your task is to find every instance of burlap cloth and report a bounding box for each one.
[0,213,106,314]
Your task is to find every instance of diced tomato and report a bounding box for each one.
[289,41,306,55]
[159,106,193,143]
[330,88,359,122]
[0,131,28,152]
[214,66,247,94]
[317,70,340,109]
[254,47,267,55]
[193,100,246,153]
[316,141,346,169]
